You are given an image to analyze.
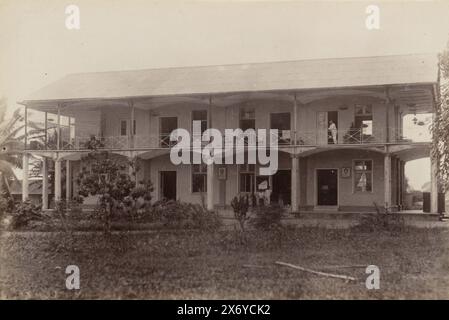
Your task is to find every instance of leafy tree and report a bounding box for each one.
[76,149,153,233]
[432,44,449,189]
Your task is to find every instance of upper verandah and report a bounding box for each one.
[21,53,439,108]
[19,54,439,151]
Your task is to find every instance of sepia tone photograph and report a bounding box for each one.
[1,0,449,303]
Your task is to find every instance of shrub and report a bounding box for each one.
[52,198,83,217]
[54,200,66,218]
[250,203,285,231]
[188,203,221,231]
[0,194,14,216]
[249,203,286,248]
[68,197,83,216]
[152,199,185,227]
[152,199,220,230]
[356,202,405,233]
[9,200,43,229]
[231,194,250,232]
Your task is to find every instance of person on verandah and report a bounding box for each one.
[328,120,338,144]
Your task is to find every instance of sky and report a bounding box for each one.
[1,0,448,189]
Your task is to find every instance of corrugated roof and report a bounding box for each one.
[23,53,439,102]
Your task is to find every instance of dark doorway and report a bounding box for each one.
[270,113,291,144]
[327,111,338,144]
[240,108,256,131]
[192,110,208,136]
[160,171,177,200]
[317,169,338,206]
[423,192,445,213]
[271,169,291,206]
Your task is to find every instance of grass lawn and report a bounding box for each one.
[0,227,448,299]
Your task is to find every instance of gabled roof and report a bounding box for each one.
[23,53,439,103]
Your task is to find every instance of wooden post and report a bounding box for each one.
[291,155,299,213]
[44,112,48,150]
[401,161,406,209]
[57,104,61,150]
[129,100,135,149]
[430,155,438,214]
[22,153,29,201]
[293,93,298,145]
[397,157,401,207]
[206,95,214,211]
[54,159,62,201]
[384,153,392,210]
[208,96,212,128]
[66,160,71,202]
[385,87,391,143]
[24,105,28,149]
[207,163,214,211]
[42,158,48,209]
[398,159,402,210]
[430,90,439,214]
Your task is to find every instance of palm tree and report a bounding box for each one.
[0,99,23,196]
[0,98,57,208]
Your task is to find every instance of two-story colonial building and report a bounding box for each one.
[19,54,440,214]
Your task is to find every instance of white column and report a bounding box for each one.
[206,95,214,211]
[385,88,392,143]
[42,158,48,209]
[65,160,71,201]
[54,159,62,201]
[44,112,48,149]
[430,156,438,214]
[384,154,392,210]
[22,153,29,201]
[207,163,214,211]
[401,161,406,208]
[291,155,299,212]
[57,105,61,150]
[293,94,298,144]
[129,100,135,149]
[398,160,403,210]
[24,105,28,149]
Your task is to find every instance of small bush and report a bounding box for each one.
[152,199,186,227]
[188,203,221,231]
[356,202,405,233]
[250,203,285,231]
[250,203,286,248]
[68,198,83,216]
[54,200,66,218]
[152,199,221,231]
[9,200,43,229]
[0,194,14,216]
[231,194,250,232]
[54,199,84,232]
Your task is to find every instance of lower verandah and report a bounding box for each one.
[60,148,420,213]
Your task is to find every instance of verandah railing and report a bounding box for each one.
[25,127,431,151]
